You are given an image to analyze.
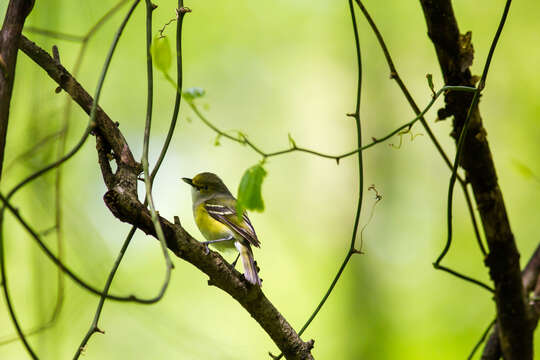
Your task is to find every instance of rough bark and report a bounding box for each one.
[19,35,314,360]
[0,0,34,179]
[419,1,534,359]
[482,244,540,359]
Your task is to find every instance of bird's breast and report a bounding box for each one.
[194,205,233,241]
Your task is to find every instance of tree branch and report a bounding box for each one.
[419,1,533,359]
[0,0,35,178]
[18,36,140,173]
[19,36,314,360]
[482,243,540,359]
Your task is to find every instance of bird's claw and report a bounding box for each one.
[203,243,210,255]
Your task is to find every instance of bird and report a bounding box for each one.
[182,172,262,286]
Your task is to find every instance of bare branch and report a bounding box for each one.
[419,1,533,359]
[273,0,365,357]
[353,0,487,264]
[0,1,38,358]
[482,243,540,359]
[0,0,35,177]
[19,28,314,360]
[186,85,475,163]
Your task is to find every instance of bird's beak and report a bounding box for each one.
[182,177,194,186]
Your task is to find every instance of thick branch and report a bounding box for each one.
[19,36,314,360]
[103,187,314,359]
[419,1,533,359]
[482,244,540,359]
[0,0,34,178]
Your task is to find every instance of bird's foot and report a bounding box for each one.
[202,242,211,255]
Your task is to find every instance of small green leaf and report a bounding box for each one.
[237,131,247,143]
[214,134,222,146]
[426,73,435,95]
[150,36,171,73]
[288,133,297,148]
[236,163,267,218]
[182,87,206,101]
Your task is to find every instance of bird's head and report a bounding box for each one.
[182,172,231,199]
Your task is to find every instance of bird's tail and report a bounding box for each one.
[234,241,261,286]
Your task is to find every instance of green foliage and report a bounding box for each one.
[236,163,267,218]
[182,87,206,101]
[150,36,171,74]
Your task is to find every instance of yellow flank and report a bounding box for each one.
[194,203,236,252]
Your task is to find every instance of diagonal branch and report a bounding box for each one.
[19,35,314,360]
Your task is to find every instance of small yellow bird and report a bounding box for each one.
[182,172,262,286]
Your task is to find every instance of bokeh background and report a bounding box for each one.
[1,0,539,359]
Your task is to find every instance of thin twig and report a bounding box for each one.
[43,0,131,352]
[0,191,177,304]
[4,129,63,171]
[434,264,494,293]
[23,0,130,43]
[468,318,495,360]
[75,0,188,356]
[150,3,186,183]
[2,4,154,334]
[1,2,144,314]
[187,85,475,164]
[5,3,141,202]
[0,226,37,360]
[23,27,85,42]
[72,228,135,360]
[353,0,489,282]
[139,0,175,302]
[71,2,142,357]
[1,1,134,323]
[0,199,38,358]
[434,0,512,267]
[42,2,133,335]
[354,0,454,172]
[358,185,382,253]
[273,0,364,357]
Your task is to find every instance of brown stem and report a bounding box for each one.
[0,0,35,179]
[19,35,314,360]
[419,1,533,359]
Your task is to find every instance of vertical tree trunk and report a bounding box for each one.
[419,1,533,359]
[0,0,35,179]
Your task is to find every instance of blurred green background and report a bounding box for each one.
[1,0,539,359]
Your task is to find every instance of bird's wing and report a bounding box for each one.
[204,199,260,248]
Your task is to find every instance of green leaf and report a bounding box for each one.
[236,163,267,218]
[182,87,206,101]
[426,73,435,95]
[150,36,171,73]
[288,133,296,148]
